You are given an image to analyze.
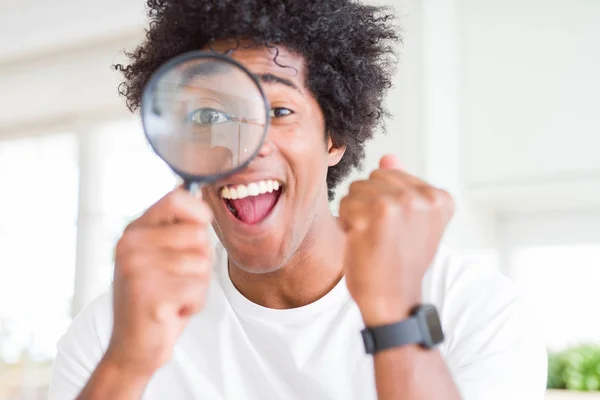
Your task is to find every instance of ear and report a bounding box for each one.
[326,135,346,167]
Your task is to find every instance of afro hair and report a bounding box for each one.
[115,0,400,200]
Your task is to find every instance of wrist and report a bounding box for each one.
[77,354,153,400]
[101,349,157,385]
[358,296,421,327]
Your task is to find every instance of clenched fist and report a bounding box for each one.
[339,155,454,326]
[104,188,214,377]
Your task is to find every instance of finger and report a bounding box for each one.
[146,276,208,321]
[122,224,212,252]
[338,196,372,233]
[431,188,455,223]
[177,278,210,317]
[404,181,455,217]
[157,251,212,277]
[369,167,430,193]
[379,154,403,170]
[370,174,455,225]
[135,188,213,226]
[118,250,212,278]
[347,178,402,199]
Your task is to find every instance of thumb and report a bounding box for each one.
[379,154,403,170]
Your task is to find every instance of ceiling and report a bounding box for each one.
[0,0,146,62]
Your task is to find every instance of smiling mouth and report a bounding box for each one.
[220,180,283,225]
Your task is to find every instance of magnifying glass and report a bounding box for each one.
[141,51,270,195]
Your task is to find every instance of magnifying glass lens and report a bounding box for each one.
[142,54,269,182]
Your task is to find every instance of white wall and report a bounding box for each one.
[500,209,600,250]
[459,0,600,212]
[0,33,142,137]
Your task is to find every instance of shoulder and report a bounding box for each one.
[63,290,114,351]
[423,245,517,306]
[423,244,536,349]
[49,291,113,399]
[423,246,522,354]
[423,245,548,398]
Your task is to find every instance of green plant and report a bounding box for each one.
[548,344,600,391]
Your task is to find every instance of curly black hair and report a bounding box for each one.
[115,0,400,200]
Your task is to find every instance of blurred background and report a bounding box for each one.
[0,0,599,398]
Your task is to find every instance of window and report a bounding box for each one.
[92,119,178,298]
[0,133,78,398]
[0,119,176,399]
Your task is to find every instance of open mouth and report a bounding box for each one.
[220,179,283,225]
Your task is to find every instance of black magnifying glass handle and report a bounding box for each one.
[184,181,203,197]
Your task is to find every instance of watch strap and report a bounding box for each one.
[361,317,421,354]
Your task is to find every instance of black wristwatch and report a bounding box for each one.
[361,304,444,354]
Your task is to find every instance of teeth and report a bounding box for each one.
[258,181,268,193]
[247,182,259,196]
[221,180,282,200]
[236,186,249,199]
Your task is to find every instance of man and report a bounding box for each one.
[49,1,547,399]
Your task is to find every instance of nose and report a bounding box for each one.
[256,136,275,158]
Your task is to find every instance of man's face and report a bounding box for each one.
[200,43,344,273]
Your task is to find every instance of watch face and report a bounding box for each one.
[423,305,444,345]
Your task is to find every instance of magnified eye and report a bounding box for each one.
[270,108,293,118]
[188,108,231,125]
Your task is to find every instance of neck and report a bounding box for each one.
[228,204,346,309]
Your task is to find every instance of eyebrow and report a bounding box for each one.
[256,73,302,93]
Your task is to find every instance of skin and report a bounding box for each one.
[202,43,347,309]
[76,44,461,400]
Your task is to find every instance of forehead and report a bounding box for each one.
[207,40,306,86]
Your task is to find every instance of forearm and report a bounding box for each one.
[76,356,152,400]
[374,345,461,400]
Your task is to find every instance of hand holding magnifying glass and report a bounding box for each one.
[98,51,271,382]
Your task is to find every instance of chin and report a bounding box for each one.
[220,235,294,275]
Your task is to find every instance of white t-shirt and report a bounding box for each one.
[49,244,547,400]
